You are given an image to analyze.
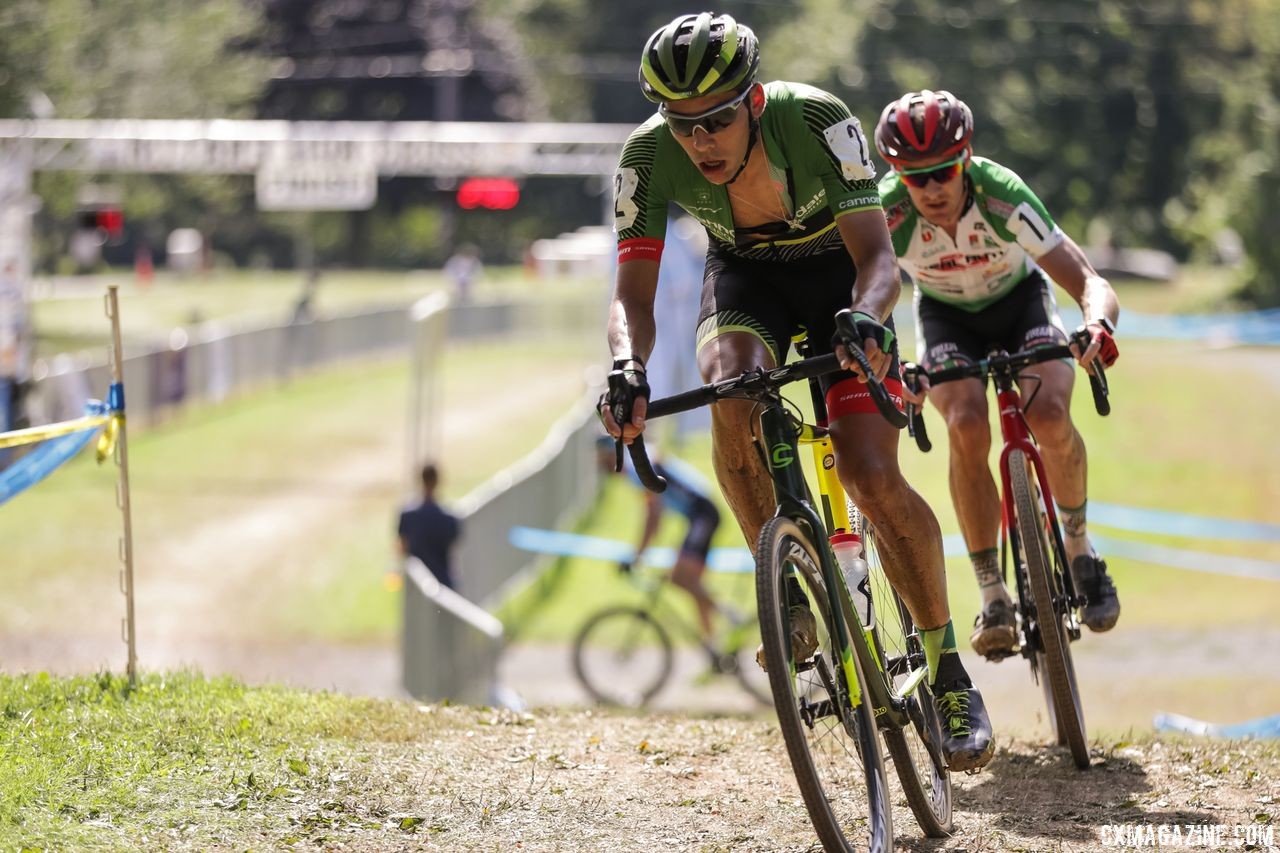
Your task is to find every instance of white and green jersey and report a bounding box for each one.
[879,157,1064,311]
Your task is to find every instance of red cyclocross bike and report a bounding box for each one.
[902,326,1110,769]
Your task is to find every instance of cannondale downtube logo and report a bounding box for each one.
[771,443,794,468]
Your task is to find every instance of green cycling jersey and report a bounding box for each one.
[879,156,1065,311]
[614,80,882,264]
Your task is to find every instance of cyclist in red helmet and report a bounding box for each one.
[600,16,994,772]
[875,90,1122,659]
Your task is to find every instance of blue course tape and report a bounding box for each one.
[892,304,1280,346]
[0,425,99,506]
[1153,711,1280,739]
[508,526,754,573]
[513,521,1280,583]
[0,400,109,507]
[1090,534,1280,582]
[1091,502,1280,543]
[1056,305,1280,346]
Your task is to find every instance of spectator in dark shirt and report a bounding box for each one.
[397,463,462,590]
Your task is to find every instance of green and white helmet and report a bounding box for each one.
[639,12,760,103]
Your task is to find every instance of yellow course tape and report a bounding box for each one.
[0,414,111,450]
[95,415,123,463]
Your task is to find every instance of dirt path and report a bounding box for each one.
[313,703,1278,853]
[501,624,1280,737]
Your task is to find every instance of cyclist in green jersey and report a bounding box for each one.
[599,13,993,772]
[874,90,1122,659]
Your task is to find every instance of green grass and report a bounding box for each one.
[1108,263,1249,315]
[5,671,1273,851]
[0,672,451,850]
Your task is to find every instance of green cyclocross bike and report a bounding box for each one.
[605,311,952,852]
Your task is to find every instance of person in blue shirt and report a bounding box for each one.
[597,437,721,639]
[397,463,462,590]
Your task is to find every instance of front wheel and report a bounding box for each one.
[572,606,673,707]
[1010,451,1090,768]
[862,517,953,837]
[756,516,893,853]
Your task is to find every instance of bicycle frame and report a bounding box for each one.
[989,366,1082,623]
[756,399,917,732]
[615,326,919,732]
[626,565,756,656]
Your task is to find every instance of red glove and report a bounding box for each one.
[1088,321,1119,367]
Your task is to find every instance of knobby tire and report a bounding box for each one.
[1009,451,1090,768]
[756,516,893,853]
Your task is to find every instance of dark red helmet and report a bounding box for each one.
[874,90,973,167]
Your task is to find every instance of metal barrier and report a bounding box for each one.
[23,292,600,429]
[401,556,505,705]
[400,396,603,704]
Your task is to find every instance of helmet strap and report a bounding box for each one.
[725,116,759,185]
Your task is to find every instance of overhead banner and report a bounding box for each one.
[255,160,377,211]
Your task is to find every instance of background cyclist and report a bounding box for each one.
[600,13,993,772]
[595,436,722,641]
[875,90,1122,660]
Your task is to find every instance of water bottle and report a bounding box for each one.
[830,531,874,629]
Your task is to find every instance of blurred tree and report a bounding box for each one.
[254,0,549,267]
[255,0,537,122]
[480,0,1280,304]
[1167,0,1280,305]
[476,0,793,124]
[0,0,270,272]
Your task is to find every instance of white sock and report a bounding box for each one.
[1058,501,1092,564]
[971,549,1010,606]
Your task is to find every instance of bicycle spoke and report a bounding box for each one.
[1010,451,1090,768]
[862,517,954,836]
[756,517,893,852]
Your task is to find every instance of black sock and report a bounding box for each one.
[933,651,971,691]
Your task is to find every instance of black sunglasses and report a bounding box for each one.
[660,88,751,138]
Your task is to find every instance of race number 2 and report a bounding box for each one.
[823,117,877,182]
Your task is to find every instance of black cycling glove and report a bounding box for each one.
[832,310,896,356]
[599,357,650,429]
